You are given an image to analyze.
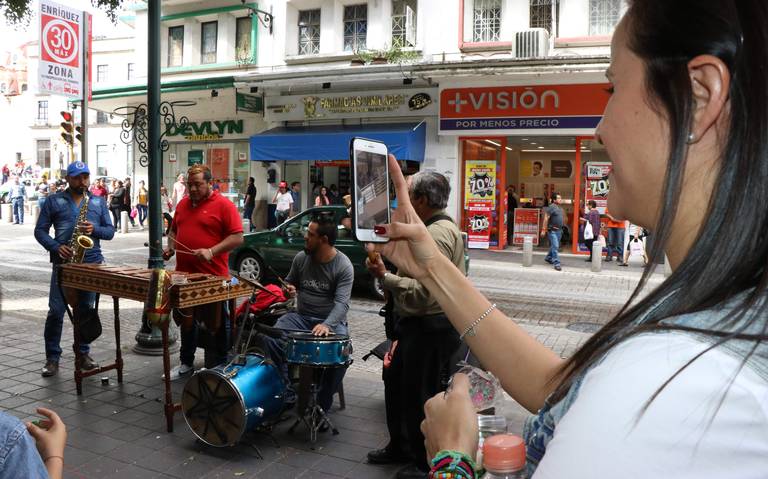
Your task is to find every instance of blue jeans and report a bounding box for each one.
[267,312,349,412]
[11,198,23,223]
[243,206,254,232]
[545,230,562,266]
[607,227,625,259]
[38,197,46,210]
[44,266,92,362]
[137,204,148,226]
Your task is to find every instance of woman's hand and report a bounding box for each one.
[368,154,441,281]
[421,374,479,461]
[27,408,66,462]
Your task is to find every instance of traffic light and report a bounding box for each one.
[75,125,83,143]
[60,111,74,147]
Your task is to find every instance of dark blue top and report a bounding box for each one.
[34,189,114,264]
[0,412,48,478]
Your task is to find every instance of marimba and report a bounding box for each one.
[58,264,253,432]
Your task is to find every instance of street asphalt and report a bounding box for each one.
[0,218,664,478]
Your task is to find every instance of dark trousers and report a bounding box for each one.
[163,212,173,235]
[585,238,596,259]
[179,302,230,368]
[110,206,121,229]
[385,320,461,471]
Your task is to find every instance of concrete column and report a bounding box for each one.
[30,205,39,223]
[121,211,129,233]
[1,203,11,223]
[522,236,533,267]
[590,242,602,272]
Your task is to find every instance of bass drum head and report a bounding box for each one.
[181,370,245,447]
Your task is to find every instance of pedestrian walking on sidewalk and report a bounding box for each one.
[109,180,126,231]
[135,180,148,230]
[580,200,601,261]
[9,176,26,224]
[375,3,768,478]
[605,212,627,265]
[541,192,564,271]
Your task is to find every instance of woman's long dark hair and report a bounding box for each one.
[551,0,768,403]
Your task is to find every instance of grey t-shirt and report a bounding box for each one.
[285,250,354,329]
[545,203,564,229]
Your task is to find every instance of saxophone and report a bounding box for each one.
[66,193,94,264]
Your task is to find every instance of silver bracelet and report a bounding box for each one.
[459,303,497,340]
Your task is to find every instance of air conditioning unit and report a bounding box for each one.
[512,28,550,59]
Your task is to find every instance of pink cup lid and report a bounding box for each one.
[483,434,525,472]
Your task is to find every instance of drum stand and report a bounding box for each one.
[288,367,339,442]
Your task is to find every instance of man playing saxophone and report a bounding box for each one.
[34,162,114,377]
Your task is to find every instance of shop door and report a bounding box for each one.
[208,148,230,192]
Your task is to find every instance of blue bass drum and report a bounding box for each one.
[285,332,353,367]
[181,354,285,447]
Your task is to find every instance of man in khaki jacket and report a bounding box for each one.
[365,171,466,479]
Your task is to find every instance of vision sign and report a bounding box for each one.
[38,0,90,99]
[439,84,610,135]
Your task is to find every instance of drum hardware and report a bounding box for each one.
[287,367,340,443]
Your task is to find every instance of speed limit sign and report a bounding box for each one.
[41,17,79,66]
[38,0,89,99]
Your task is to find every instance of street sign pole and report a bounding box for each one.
[80,12,89,165]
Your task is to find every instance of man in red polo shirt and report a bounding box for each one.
[162,164,244,377]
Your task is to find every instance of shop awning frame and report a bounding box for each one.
[249,122,427,162]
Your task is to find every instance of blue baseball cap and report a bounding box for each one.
[66,161,90,177]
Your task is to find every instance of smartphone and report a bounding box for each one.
[350,137,390,243]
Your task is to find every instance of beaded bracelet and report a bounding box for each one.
[459,303,497,340]
[429,450,477,479]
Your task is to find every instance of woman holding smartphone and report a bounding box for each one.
[372,1,768,476]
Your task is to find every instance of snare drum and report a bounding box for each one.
[285,332,352,367]
[181,354,285,447]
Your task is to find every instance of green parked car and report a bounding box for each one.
[229,205,470,299]
[230,205,387,298]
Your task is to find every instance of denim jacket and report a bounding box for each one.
[34,189,114,264]
[0,412,48,478]
[523,291,768,477]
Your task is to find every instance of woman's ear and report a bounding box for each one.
[687,54,730,143]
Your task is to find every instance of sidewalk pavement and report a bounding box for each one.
[0,223,647,478]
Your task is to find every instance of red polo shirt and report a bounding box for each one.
[171,190,243,276]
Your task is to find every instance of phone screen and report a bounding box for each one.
[352,139,390,242]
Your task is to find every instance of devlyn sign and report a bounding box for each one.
[166,119,244,141]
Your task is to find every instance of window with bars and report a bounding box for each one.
[473,0,502,43]
[236,16,253,62]
[37,140,51,169]
[201,21,218,64]
[96,64,108,83]
[392,0,417,48]
[168,26,184,67]
[589,0,623,35]
[343,4,367,52]
[37,100,48,123]
[530,0,552,34]
[96,145,109,176]
[298,9,321,55]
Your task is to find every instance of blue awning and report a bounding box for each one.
[250,122,426,162]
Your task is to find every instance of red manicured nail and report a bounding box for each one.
[374,225,386,234]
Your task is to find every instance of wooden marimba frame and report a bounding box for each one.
[58,264,253,432]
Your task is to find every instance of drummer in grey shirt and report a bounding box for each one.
[275,215,354,336]
[271,214,354,413]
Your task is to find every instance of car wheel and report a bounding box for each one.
[370,276,385,300]
[237,252,264,282]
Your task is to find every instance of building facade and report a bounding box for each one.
[91,0,624,241]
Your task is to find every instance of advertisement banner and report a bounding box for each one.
[38,0,87,98]
[467,201,493,249]
[512,208,541,246]
[464,161,496,206]
[439,83,610,135]
[584,162,611,214]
